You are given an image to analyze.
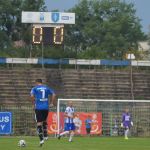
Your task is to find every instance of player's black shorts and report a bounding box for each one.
[86,128,91,134]
[35,109,49,122]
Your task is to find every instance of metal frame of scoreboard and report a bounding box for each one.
[21,11,75,45]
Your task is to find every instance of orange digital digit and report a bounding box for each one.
[32,27,43,44]
[53,27,64,44]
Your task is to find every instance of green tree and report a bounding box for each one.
[142,26,150,60]
[0,1,18,48]
[0,0,46,56]
[65,0,146,59]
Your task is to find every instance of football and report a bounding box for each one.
[18,140,26,147]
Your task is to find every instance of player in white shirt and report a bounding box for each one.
[58,101,75,142]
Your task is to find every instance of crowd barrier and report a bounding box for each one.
[0,57,150,66]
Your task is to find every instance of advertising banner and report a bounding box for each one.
[47,112,102,135]
[0,112,12,134]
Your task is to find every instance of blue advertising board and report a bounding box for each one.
[0,112,12,134]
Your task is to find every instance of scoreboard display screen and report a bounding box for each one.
[32,27,64,45]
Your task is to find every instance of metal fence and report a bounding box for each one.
[0,105,35,135]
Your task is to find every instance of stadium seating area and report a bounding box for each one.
[61,69,150,100]
[0,68,150,135]
[1,68,150,105]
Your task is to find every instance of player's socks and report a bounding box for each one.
[37,125,44,142]
[39,140,44,147]
[69,132,74,142]
[125,129,129,139]
[60,131,69,136]
[43,122,48,140]
[58,131,69,140]
[44,137,48,140]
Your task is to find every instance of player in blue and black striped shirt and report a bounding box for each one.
[30,79,56,146]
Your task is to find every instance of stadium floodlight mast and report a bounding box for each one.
[57,98,150,135]
[21,11,75,68]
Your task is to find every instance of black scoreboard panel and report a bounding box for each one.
[32,27,64,45]
[42,27,53,45]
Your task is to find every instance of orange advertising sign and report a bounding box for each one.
[47,112,102,135]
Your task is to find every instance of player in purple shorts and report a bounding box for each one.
[121,108,133,139]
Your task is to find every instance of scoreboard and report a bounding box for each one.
[32,27,64,45]
[22,11,75,45]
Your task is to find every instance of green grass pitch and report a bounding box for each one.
[0,136,150,150]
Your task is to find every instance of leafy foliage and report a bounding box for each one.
[0,0,147,59]
[0,0,46,56]
[65,0,146,59]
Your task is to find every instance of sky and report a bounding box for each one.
[45,0,150,33]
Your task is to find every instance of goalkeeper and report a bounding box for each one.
[121,108,133,140]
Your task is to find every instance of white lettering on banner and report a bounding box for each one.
[0,112,12,134]
[0,125,5,130]
[0,116,10,123]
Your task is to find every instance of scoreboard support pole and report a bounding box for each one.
[42,42,44,69]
